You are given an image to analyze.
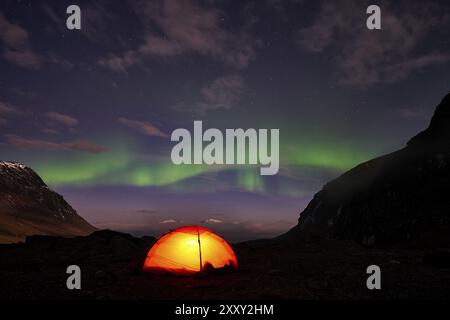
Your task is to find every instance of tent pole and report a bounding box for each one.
[197,227,203,273]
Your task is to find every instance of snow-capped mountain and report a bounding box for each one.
[0,161,96,243]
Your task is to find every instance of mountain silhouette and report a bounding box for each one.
[0,161,96,243]
[281,93,450,247]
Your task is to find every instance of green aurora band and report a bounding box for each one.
[31,137,377,196]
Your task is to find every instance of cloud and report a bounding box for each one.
[3,49,41,69]
[48,53,75,69]
[0,101,33,129]
[0,12,41,69]
[99,0,259,72]
[79,3,118,43]
[297,1,450,85]
[202,218,223,224]
[45,111,79,127]
[396,108,426,119]
[159,219,177,224]
[0,101,28,116]
[119,117,168,138]
[99,52,139,74]
[264,0,305,22]
[384,52,450,83]
[198,74,244,111]
[1,10,73,70]
[0,101,33,128]
[41,3,62,28]
[4,134,109,154]
[43,128,59,135]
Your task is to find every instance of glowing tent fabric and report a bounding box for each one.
[143,226,238,275]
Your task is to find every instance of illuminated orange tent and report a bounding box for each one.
[143,226,238,275]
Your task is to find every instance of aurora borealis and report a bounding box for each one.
[1,0,449,240]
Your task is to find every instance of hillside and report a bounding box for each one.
[0,161,96,243]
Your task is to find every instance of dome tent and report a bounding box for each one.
[143,226,238,275]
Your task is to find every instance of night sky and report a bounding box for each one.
[0,0,449,241]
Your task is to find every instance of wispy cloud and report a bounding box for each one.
[45,111,79,127]
[297,1,450,85]
[0,103,19,115]
[41,3,62,29]
[47,53,74,69]
[1,9,75,70]
[384,52,450,83]
[396,107,426,119]
[0,103,80,134]
[198,74,244,111]
[0,101,32,129]
[99,52,139,74]
[0,11,41,69]
[43,128,59,135]
[202,218,223,224]
[4,134,109,154]
[159,219,177,224]
[119,117,168,138]
[0,101,30,116]
[99,0,259,73]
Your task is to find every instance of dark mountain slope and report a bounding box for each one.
[0,161,96,243]
[281,93,450,247]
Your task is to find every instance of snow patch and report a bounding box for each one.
[0,161,27,170]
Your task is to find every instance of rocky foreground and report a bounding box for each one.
[0,230,449,300]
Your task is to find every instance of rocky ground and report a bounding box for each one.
[0,230,449,300]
